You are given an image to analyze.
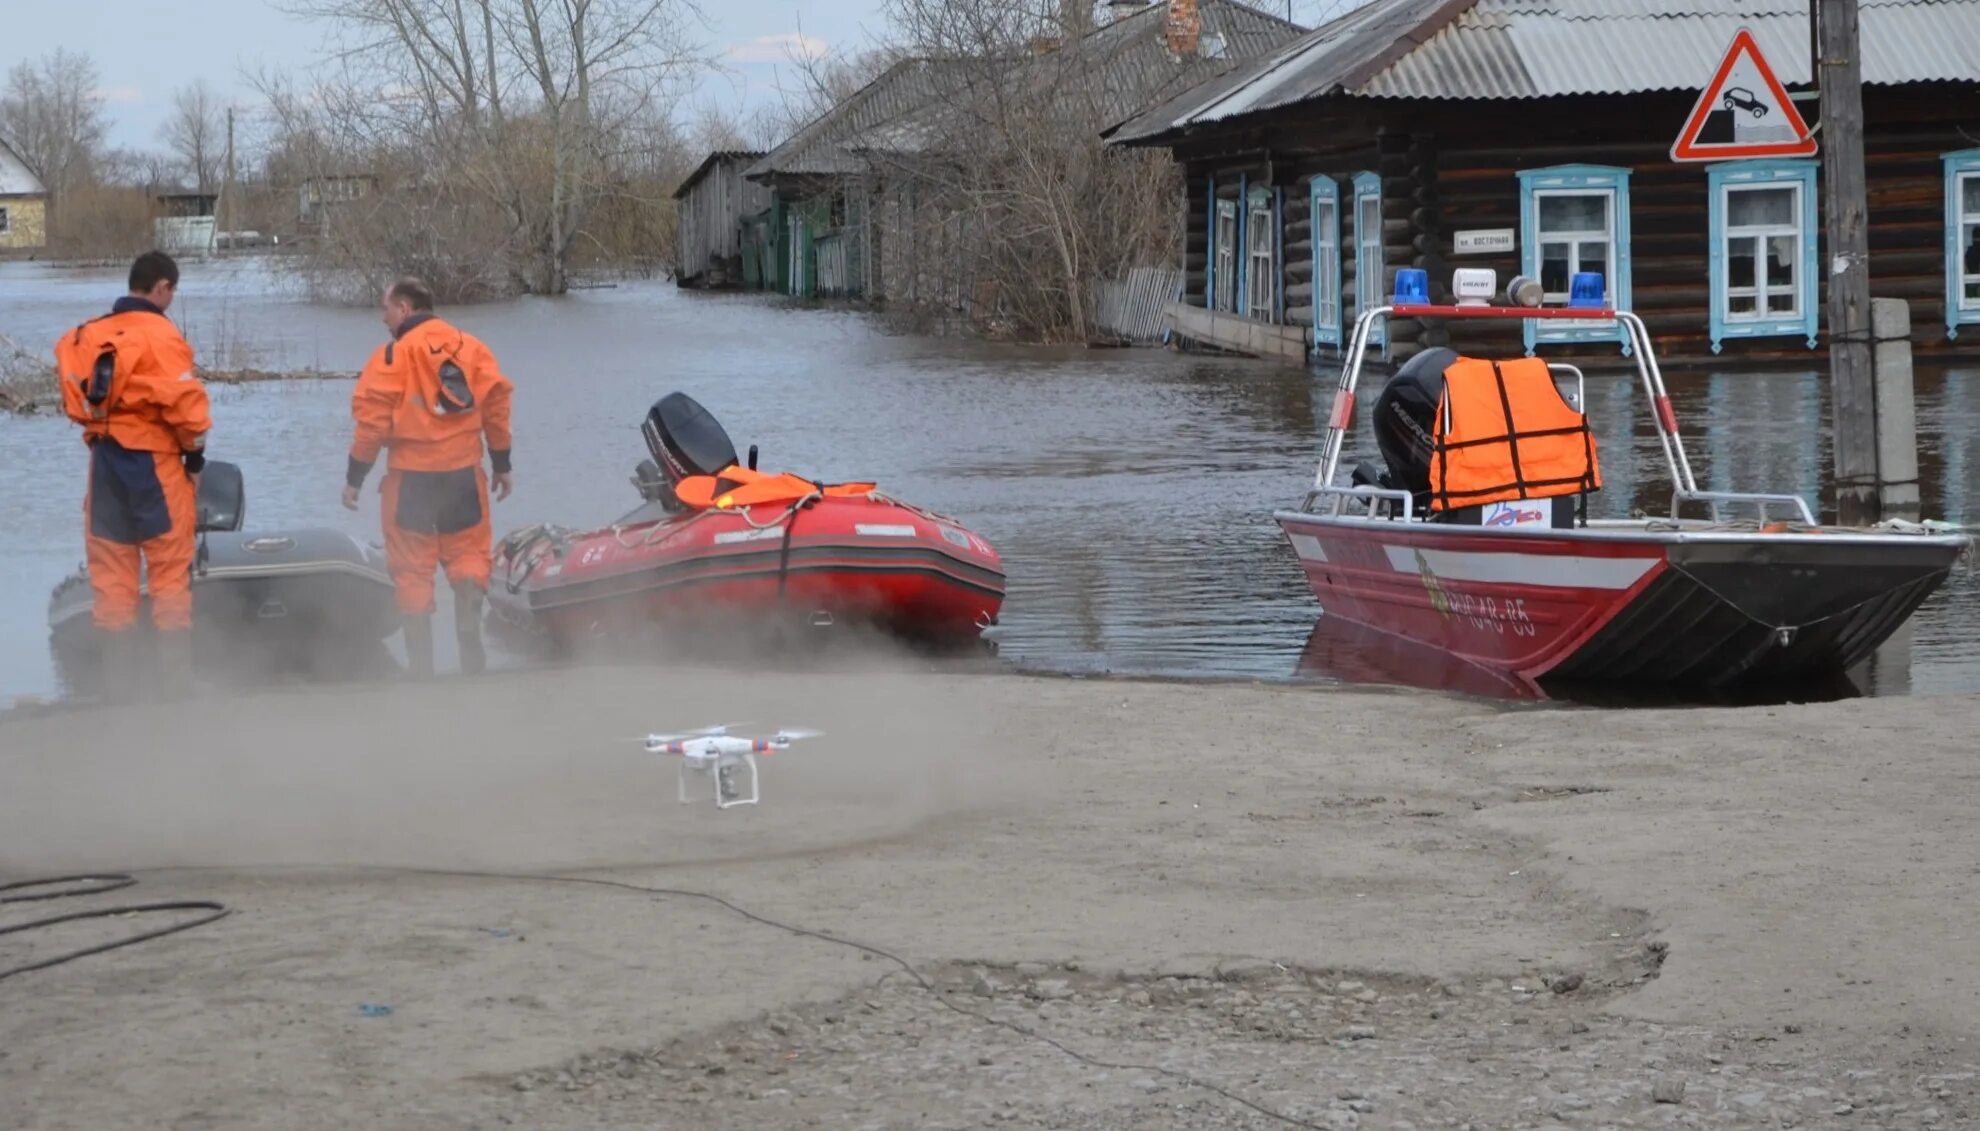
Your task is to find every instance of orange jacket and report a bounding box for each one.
[52,303,210,456]
[347,314,513,484]
[1428,356,1600,512]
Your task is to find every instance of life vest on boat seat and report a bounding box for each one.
[672,464,878,511]
[1427,356,1600,514]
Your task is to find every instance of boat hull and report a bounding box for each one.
[489,495,1005,652]
[48,528,400,692]
[1274,511,1966,689]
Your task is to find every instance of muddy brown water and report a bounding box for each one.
[1,258,1974,702]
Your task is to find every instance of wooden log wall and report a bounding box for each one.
[1166,83,1979,366]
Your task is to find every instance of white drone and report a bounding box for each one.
[637,723,823,809]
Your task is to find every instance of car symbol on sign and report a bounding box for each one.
[1722,87,1768,117]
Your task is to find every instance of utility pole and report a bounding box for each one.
[222,106,237,256]
[1817,0,1878,524]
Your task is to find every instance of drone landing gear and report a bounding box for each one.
[678,752,760,809]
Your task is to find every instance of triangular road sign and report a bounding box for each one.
[1671,27,1817,162]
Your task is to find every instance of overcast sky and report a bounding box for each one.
[5,1,1345,155]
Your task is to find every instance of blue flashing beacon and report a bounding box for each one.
[1393,267,1430,306]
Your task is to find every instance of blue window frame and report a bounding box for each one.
[1235,172,1249,316]
[1246,185,1275,322]
[1352,171,1384,347]
[1707,160,1818,352]
[1946,149,1980,340]
[1204,174,1215,308]
[1310,176,1342,347]
[1517,164,1633,355]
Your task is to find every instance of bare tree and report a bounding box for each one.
[272,0,710,296]
[0,48,107,201]
[162,80,226,194]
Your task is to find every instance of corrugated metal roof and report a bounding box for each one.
[0,138,46,196]
[752,0,1305,178]
[1109,0,1980,144]
[673,150,766,199]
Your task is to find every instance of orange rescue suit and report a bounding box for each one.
[1427,356,1600,513]
[347,313,514,614]
[52,301,212,633]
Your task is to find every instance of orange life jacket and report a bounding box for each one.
[1427,356,1600,513]
[52,310,210,454]
[673,465,878,511]
[349,315,514,473]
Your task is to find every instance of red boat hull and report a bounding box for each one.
[491,495,1004,649]
[1275,511,1962,688]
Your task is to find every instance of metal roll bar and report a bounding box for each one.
[1305,304,1817,527]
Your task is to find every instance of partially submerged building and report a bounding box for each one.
[672,150,771,290]
[1105,0,1980,365]
[740,0,1306,309]
[0,138,48,254]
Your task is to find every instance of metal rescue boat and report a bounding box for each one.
[488,393,1004,653]
[1275,268,1970,691]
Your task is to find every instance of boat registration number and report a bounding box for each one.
[1443,591,1538,638]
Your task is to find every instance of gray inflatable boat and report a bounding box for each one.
[47,460,400,695]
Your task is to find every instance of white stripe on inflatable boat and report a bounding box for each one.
[1382,546,1657,590]
[854,523,918,538]
[713,527,784,545]
[1286,533,1329,563]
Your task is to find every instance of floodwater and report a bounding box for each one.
[1,258,1975,703]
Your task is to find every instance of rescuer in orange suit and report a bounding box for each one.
[52,251,212,701]
[342,277,514,677]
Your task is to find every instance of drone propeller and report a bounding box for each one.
[769,727,824,745]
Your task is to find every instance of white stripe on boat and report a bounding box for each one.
[854,523,918,537]
[1382,546,1657,590]
[713,528,784,545]
[1287,533,1329,563]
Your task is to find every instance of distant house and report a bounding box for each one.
[743,0,1306,305]
[1106,0,1980,365]
[153,191,219,255]
[0,138,49,254]
[299,174,377,228]
[672,151,770,289]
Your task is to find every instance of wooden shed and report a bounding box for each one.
[674,150,771,290]
[1106,0,1980,367]
[0,138,48,254]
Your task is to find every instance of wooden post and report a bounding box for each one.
[1871,297,1921,518]
[1817,0,1879,524]
[221,106,237,256]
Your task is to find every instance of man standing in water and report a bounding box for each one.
[53,251,211,701]
[342,277,514,677]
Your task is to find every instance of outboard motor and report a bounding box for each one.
[1368,347,1457,513]
[639,392,741,513]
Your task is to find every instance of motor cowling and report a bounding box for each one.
[1369,346,1456,512]
[640,392,741,512]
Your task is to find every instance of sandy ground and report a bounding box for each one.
[3,660,1979,1130]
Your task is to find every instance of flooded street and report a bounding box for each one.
[1,258,1975,701]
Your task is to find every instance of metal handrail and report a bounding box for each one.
[1304,303,1819,527]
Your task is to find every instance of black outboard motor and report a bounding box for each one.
[638,392,741,512]
[1366,346,1457,513]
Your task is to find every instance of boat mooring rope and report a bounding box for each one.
[0,874,230,983]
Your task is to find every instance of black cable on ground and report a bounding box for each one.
[0,874,230,984]
[393,867,1326,1131]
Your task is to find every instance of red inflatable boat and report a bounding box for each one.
[487,393,1004,651]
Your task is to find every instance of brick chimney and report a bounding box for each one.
[1166,0,1200,58]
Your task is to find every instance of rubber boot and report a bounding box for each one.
[154,629,195,701]
[402,613,435,679]
[453,582,487,676]
[98,629,140,705]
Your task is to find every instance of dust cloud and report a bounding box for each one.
[0,646,1022,877]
